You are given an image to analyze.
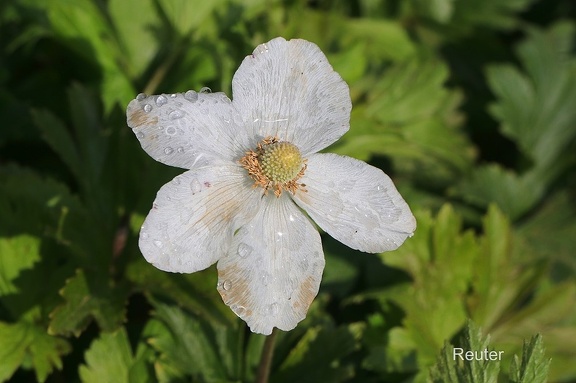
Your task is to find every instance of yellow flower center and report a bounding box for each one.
[240,137,307,197]
[260,142,303,183]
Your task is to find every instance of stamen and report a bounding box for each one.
[240,136,307,197]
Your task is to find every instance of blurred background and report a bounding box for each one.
[1,0,575,382]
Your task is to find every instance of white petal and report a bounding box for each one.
[139,165,260,273]
[293,153,416,253]
[217,195,324,335]
[232,37,351,155]
[126,91,250,169]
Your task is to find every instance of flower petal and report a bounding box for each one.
[293,153,416,253]
[217,196,324,335]
[139,165,259,273]
[126,91,250,169]
[232,37,351,155]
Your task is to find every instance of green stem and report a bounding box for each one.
[256,328,278,383]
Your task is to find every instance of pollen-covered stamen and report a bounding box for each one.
[240,136,307,197]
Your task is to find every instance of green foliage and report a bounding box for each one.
[429,321,550,383]
[1,0,575,382]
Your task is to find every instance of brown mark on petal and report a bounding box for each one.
[128,107,159,127]
[292,275,317,311]
[218,263,254,318]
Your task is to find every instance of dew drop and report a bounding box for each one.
[190,178,202,194]
[200,86,211,93]
[184,90,199,102]
[143,104,152,113]
[165,126,177,136]
[164,147,174,155]
[237,242,253,258]
[261,272,270,286]
[155,94,167,106]
[222,280,232,290]
[268,302,279,316]
[136,131,145,139]
[170,93,177,98]
[232,305,246,316]
[169,110,183,120]
[177,146,185,153]
[153,240,163,248]
[136,93,147,101]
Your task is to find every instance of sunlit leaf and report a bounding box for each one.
[0,321,70,382]
[49,269,128,337]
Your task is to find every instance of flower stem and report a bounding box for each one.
[256,328,278,383]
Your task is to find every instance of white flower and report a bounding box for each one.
[126,37,416,335]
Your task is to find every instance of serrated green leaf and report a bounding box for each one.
[332,58,473,186]
[49,269,128,336]
[509,334,550,383]
[487,22,576,168]
[470,205,545,330]
[375,206,476,367]
[0,321,70,382]
[0,235,40,296]
[429,321,500,383]
[79,328,135,383]
[454,165,544,220]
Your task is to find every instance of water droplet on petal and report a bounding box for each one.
[268,302,279,316]
[143,104,152,113]
[190,178,202,194]
[261,272,270,286]
[169,110,183,120]
[232,305,246,315]
[170,93,177,98]
[136,93,146,101]
[153,240,163,248]
[237,243,252,258]
[136,131,145,139]
[184,90,198,102]
[177,146,185,153]
[222,280,232,290]
[155,94,167,106]
[164,147,174,155]
[165,126,177,135]
[200,86,211,93]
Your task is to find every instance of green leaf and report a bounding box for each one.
[454,165,544,220]
[78,328,153,383]
[509,335,551,383]
[48,269,128,336]
[487,22,576,168]
[273,324,360,383]
[126,259,235,327]
[375,206,476,368]
[456,22,576,219]
[469,205,543,329]
[332,58,473,186]
[0,321,70,383]
[156,0,226,38]
[0,235,41,296]
[41,0,135,112]
[108,0,160,78]
[429,320,500,383]
[145,301,234,382]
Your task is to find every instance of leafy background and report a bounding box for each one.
[1,0,575,382]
